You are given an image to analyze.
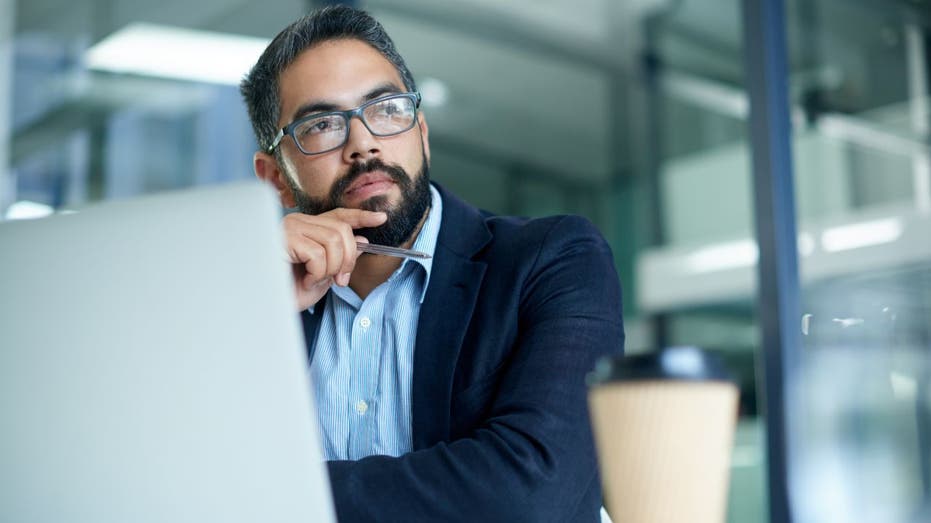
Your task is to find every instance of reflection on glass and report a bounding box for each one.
[791,345,930,523]
[788,2,931,519]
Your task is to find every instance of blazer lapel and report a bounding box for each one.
[300,294,327,365]
[411,185,490,449]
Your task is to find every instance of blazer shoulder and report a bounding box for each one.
[484,213,610,254]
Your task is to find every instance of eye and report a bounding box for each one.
[299,115,344,136]
[372,99,407,117]
[383,102,403,114]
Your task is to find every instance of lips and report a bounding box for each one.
[343,171,396,201]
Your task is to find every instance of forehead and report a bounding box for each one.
[277,39,406,122]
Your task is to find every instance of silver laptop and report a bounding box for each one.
[0,181,335,523]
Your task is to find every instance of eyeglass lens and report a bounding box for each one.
[293,96,416,154]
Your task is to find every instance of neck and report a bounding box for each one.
[349,205,430,300]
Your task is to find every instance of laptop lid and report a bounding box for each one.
[0,181,335,523]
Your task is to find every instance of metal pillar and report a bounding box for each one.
[0,0,14,216]
[905,23,931,213]
[741,1,802,522]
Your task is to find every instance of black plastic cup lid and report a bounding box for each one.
[587,346,733,385]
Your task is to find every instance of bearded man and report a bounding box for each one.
[241,6,624,522]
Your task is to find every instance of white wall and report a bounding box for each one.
[661,130,854,246]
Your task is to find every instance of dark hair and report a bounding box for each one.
[240,5,418,153]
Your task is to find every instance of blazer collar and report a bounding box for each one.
[430,183,493,260]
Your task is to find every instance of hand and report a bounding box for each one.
[282,208,387,310]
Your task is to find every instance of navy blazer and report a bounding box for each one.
[301,184,624,522]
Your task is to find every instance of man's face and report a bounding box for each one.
[272,39,432,246]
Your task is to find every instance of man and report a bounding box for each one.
[241,6,624,522]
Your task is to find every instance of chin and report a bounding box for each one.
[359,194,396,213]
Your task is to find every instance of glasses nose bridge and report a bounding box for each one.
[345,105,375,135]
[341,105,381,150]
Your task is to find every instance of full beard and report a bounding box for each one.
[287,155,431,247]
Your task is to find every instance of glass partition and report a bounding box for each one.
[786,1,931,522]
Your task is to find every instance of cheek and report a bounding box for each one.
[291,157,341,197]
[396,137,427,173]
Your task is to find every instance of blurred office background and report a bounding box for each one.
[1,0,929,521]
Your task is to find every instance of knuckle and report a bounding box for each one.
[338,222,354,237]
[322,229,343,249]
[302,243,324,263]
[283,213,303,225]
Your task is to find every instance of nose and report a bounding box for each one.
[341,116,381,163]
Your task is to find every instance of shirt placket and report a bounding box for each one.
[347,288,384,460]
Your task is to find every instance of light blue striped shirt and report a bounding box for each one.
[309,186,442,461]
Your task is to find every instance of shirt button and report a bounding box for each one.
[355,400,369,414]
[359,316,372,329]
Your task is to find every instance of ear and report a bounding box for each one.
[254,151,296,208]
[417,112,431,165]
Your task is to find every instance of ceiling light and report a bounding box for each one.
[85,23,268,85]
[889,371,918,401]
[821,218,903,252]
[685,239,759,273]
[797,232,816,257]
[419,77,449,108]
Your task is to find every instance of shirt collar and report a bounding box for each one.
[408,184,442,303]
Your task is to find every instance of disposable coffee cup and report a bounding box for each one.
[587,347,739,523]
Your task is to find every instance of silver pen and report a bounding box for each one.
[356,241,431,260]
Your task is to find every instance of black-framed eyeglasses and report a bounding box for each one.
[267,92,422,155]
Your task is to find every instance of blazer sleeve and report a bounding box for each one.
[326,216,625,522]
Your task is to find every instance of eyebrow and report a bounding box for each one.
[289,83,405,122]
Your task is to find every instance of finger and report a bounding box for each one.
[332,220,357,275]
[302,271,328,292]
[352,235,369,264]
[284,216,343,269]
[334,272,351,287]
[282,211,379,284]
[320,208,387,229]
[304,223,347,278]
[287,235,328,279]
[310,219,360,276]
[294,275,332,311]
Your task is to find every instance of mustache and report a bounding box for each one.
[329,159,409,203]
